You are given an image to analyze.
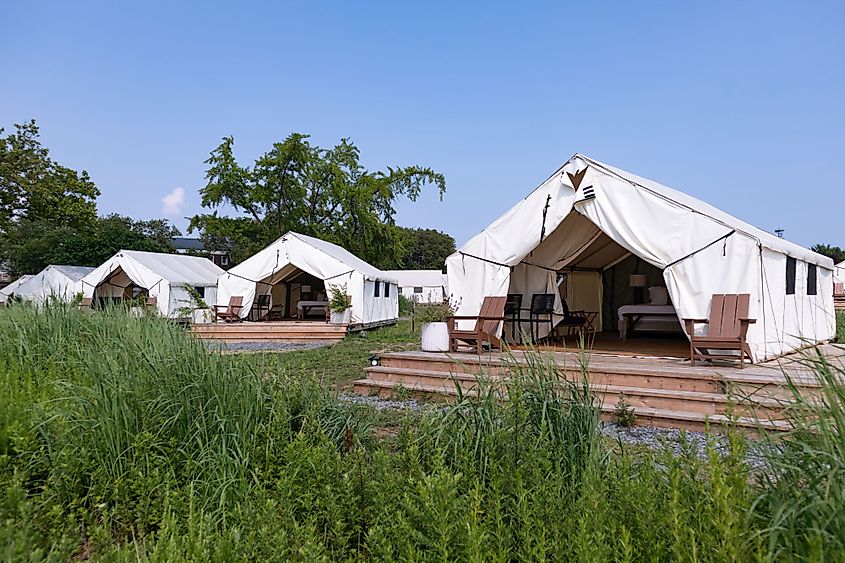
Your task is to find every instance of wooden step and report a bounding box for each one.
[351,378,791,433]
[362,366,787,420]
[376,352,821,401]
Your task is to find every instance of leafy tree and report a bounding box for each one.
[397,226,455,270]
[811,244,845,264]
[0,120,99,234]
[189,134,446,268]
[2,214,179,274]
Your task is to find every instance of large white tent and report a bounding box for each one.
[0,275,33,304]
[217,232,398,327]
[446,154,834,362]
[384,270,447,303]
[81,250,224,317]
[11,265,94,304]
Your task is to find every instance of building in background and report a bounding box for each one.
[172,237,231,270]
[384,269,447,304]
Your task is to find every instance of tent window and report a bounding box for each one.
[193,286,206,298]
[786,257,796,295]
[385,283,390,298]
[413,286,423,294]
[807,263,817,296]
[374,281,380,297]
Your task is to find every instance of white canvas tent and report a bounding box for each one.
[11,265,94,304]
[217,232,398,327]
[835,261,845,285]
[0,275,33,304]
[446,154,834,362]
[81,250,224,317]
[384,270,447,303]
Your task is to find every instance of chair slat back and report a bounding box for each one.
[708,293,749,338]
[476,296,506,334]
[145,296,157,309]
[530,293,555,315]
[257,294,271,307]
[836,283,845,296]
[505,293,522,316]
[229,296,244,316]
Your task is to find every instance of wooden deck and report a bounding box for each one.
[354,343,842,432]
[191,320,348,343]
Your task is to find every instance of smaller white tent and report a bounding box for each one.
[12,265,94,304]
[835,261,845,286]
[81,250,224,317]
[0,275,33,304]
[217,232,398,327]
[385,270,447,303]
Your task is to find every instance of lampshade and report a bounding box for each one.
[629,274,647,288]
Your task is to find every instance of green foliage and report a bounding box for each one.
[189,134,446,268]
[413,300,456,324]
[0,120,99,235]
[0,306,843,560]
[614,393,636,427]
[327,284,352,313]
[837,311,845,343]
[398,294,414,316]
[396,226,455,270]
[811,243,845,264]
[2,213,180,274]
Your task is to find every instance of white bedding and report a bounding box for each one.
[617,304,682,337]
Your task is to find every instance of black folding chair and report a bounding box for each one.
[529,293,556,342]
[504,293,524,344]
[251,294,271,321]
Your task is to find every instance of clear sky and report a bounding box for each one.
[2,1,843,249]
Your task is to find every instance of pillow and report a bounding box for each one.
[648,286,669,306]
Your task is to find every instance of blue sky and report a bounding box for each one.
[2,1,843,248]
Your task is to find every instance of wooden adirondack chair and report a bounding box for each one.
[145,296,158,313]
[683,294,756,368]
[78,297,93,310]
[447,296,507,354]
[214,296,244,323]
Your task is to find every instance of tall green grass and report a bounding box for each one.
[0,304,843,560]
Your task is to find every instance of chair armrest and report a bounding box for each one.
[682,318,709,324]
[739,318,756,324]
[212,305,228,312]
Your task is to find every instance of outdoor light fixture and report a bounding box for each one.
[368,355,380,367]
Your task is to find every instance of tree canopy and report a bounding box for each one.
[811,244,845,264]
[189,134,446,268]
[0,120,99,235]
[1,121,179,274]
[396,227,455,270]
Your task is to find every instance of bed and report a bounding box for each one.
[617,286,682,339]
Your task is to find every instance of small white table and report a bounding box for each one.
[296,300,329,319]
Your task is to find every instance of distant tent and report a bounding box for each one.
[0,275,34,304]
[447,154,834,361]
[12,265,94,304]
[835,261,845,285]
[81,250,224,317]
[217,232,398,327]
[384,270,447,303]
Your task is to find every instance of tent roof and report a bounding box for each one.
[48,265,95,281]
[577,155,829,267]
[383,270,447,288]
[287,233,392,281]
[117,250,224,286]
[0,275,33,297]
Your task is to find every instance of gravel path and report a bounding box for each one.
[206,341,335,353]
[341,394,769,468]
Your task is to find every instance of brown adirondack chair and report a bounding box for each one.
[145,296,158,313]
[214,296,244,323]
[78,297,93,309]
[447,296,507,354]
[683,294,756,368]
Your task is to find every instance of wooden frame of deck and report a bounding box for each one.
[354,345,838,432]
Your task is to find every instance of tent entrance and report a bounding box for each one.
[92,266,148,308]
[256,266,328,321]
[506,211,684,347]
